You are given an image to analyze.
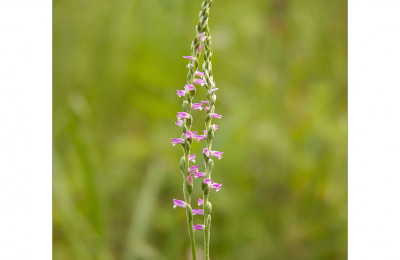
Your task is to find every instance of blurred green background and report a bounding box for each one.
[53,0,347,259]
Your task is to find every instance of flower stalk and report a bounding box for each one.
[172,0,220,259]
[197,0,217,259]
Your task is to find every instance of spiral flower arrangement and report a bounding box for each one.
[170,0,221,259]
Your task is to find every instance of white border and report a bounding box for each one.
[1,0,400,259]
[349,0,400,259]
[0,1,52,259]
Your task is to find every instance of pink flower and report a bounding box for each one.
[173,199,186,209]
[198,32,206,39]
[192,209,204,215]
[209,113,222,119]
[191,103,203,111]
[193,224,205,231]
[189,165,199,174]
[184,84,195,91]
[194,134,206,142]
[177,90,185,97]
[203,148,223,159]
[189,154,195,163]
[187,175,193,185]
[195,71,205,77]
[209,88,219,94]
[193,78,206,86]
[203,178,222,192]
[177,112,190,119]
[205,106,210,112]
[171,138,185,146]
[175,119,183,127]
[185,131,198,139]
[198,198,204,206]
[202,125,217,135]
[211,182,222,192]
[211,151,223,159]
[201,100,209,105]
[193,171,206,179]
[200,35,207,42]
[183,56,195,61]
[197,44,203,53]
[203,178,212,185]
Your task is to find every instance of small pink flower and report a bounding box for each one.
[195,71,205,77]
[202,125,217,135]
[171,138,185,146]
[203,178,222,192]
[187,175,193,185]
[193,171,206,179]
[188,154,195,163]
[197,44,203,53]
[200,35,207,42]
[211,182,222,192]
[197,32,206,39]
[173,199,186,209]
[201,100,209,105]
[175,119,183,127]
[191,103,203,111]
[189,165,199,174]
[177,112,190,119]
[177,90,185,97]
[184,84,195,91]
[209,113,222,119]
[183,56,195,61]
[203,148,223,159]
[198,198,204,206]
[193,224,205,231]
[194,134,206,142]
[192,209,204,215]
[185,131,198,139]
[209,88,219,94]
[212,151,223,159]
[205,106,210,112]
[203,178,212,185]
[193,78,206,86]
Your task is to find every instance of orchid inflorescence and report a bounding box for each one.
[170,0,220,259]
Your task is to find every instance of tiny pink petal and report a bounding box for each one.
[183,56,195,61]
[177,112,190,119]
[184,84,195,91]
[193,224,205,231]
[177,90,186,97]
[188,154,196,163]
[209,113,222,119]
[209,88,219,94]
[173,199,186,209]
[195,71,205,77]
[193,171,206,179]
[171,138,185,146]
[192,209,204,215]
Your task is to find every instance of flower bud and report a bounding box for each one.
[205,201,212,215]
[206,159,214,174]
[182,101,189,113]
[180,156,186,174]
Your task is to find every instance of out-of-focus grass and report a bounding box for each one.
[53,0,347,259]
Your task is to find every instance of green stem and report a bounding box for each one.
[203,121,212,259]
[183,183,196,260]
[203,193,210,260]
